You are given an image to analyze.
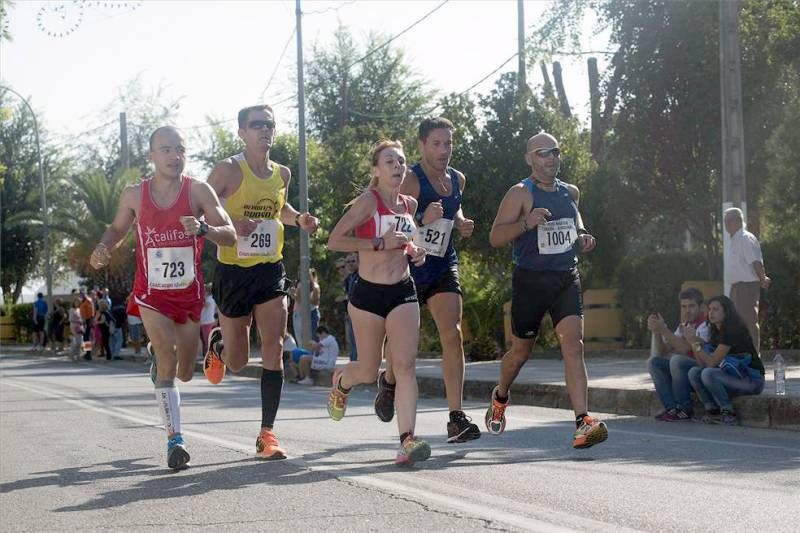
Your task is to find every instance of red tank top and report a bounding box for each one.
[132,176,204,303]
[354,190,416,246]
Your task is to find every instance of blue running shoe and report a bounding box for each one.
[167,433,190,470]
[148,342,157,385]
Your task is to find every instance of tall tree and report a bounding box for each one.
[530,0,800,278]
[50,168,139,299]
[305,27,434,143]
[0,93,69,302]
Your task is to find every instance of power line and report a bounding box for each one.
[259,28,297,102]
[346,1,449,69]
[454,52,518,97]
[265,1,451,110]
[345,52,519,121]
[303,0,357,16]
[344,47,611,120]
[529,47,615,56]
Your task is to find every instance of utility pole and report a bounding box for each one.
[719,0,747,294]
[517,0,526,94]
[119,112,129,172]
[295,0,312,347]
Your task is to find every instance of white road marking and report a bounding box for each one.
[3,378,637,533]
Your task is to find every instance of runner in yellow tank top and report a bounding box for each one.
[205,104,319,460]
[216,153,286,267]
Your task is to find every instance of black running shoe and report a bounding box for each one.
[447,410,481,443]
[374,369,395,422]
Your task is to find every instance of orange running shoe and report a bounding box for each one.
[485,386,509,435]
[572,415,608,449]
[327,368,349,421]
[255,428,287,460]
[203,327,225,385]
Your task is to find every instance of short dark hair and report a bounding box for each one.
[316,325,331,336]
[418,116,454,141]
[37,292,43,298]
[679,287,704,305]
[148,126,181,150]
[238,105,275,129]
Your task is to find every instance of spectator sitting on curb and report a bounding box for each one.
[685,295,765,426]
[292,326,340,385]
[647,287,710,421]
[284,333,309,381]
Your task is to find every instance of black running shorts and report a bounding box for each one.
[349,276,418,319]
[212,261,287,318]
[415,265,462,307]
[511,267,582,339]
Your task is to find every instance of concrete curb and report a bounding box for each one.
[5,346,797,432]
[418,376,799,432]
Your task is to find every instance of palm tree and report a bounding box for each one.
[50,168,140,296]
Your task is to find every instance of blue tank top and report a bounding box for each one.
[512,178,578,271]
[409,163,460,285]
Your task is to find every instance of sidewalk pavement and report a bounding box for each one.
[3,344,798,432]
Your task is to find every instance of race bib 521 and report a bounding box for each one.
[413,217,453,258]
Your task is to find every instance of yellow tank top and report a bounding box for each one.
[217,153,286,266]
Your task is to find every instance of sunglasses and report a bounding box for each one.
[532,147,561,158]
[248,120,275,130]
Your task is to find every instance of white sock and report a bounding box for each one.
[154,381,181,437]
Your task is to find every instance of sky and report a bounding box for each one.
[2,0,611,157]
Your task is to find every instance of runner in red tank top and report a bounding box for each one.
[326,139,432,465]
[90,126,236,471]
[129,175,205,323]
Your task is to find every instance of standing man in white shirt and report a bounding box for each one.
[724,207,771,353]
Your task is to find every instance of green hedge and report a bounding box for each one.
[761,239,800,348]
[0,303,34,343]
[616,244,798,348]
[617,251,714,348]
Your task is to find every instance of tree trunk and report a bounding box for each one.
[552,62,572,117]
[588,57,601,162]
[540,61,554,99]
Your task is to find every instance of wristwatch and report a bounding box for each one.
[198,221,209,236]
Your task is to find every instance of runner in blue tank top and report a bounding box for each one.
[484,132,608,450]
[373,117,481,443]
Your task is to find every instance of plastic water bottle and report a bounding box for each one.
[773,353,786,396]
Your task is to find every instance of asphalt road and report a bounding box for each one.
[1,354,798,532]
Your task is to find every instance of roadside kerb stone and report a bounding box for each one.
[6,346,797,431]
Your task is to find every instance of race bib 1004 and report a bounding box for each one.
[237,220,281,258]
[147,246,195,290]
[537,218,577,255]
[413,217,454,258]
